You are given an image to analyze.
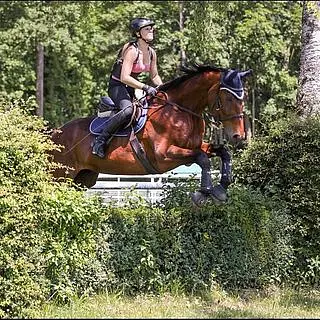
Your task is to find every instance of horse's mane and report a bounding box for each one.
[158,63,227,91]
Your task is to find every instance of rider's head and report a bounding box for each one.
[130,18,155,43]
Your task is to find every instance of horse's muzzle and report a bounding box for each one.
[223,132,246,149]
[233,135,247,149]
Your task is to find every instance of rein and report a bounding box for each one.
[145,91,226,147]
[135,84,244,149]
[139,83,244,126]
[143,91,204,119]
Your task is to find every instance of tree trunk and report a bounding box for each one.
[36,43,44,117]
[296,1,320,117]
[179,1,186,67]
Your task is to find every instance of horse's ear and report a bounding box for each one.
[240,69,253,78]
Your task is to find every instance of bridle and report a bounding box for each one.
[138,76,245,125]
[212,94,245,122]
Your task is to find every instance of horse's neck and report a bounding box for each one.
[162,71,220,114]
[168,86,208,114]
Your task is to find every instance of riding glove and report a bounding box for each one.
[142,84,157,97]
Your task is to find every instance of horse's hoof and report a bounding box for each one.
[210,184,228,204]
[191,191,210,207]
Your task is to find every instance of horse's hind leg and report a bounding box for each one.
[74,169,99,188]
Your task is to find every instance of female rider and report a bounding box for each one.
[92,17,163,158]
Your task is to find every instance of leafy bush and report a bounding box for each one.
[0,102,113,317]
[104,181,292,295]
[0,100,295,317]
[233,114,320,286]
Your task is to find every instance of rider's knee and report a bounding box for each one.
[121,105,134,118]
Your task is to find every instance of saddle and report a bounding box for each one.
[89,96,148,137]
[89,95,159,174]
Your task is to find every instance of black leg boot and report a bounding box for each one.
[92,130,113,158]
[92,106,132,158]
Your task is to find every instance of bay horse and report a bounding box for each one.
[50,64,252,206]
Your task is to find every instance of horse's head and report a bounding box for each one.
[208,69,252,147]
[156,64,252,148]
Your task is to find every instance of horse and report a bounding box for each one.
[50,64,252,206]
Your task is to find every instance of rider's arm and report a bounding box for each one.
[120,47,146,89]
[150,49,163,86]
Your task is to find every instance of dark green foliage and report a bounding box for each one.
[185,1,302,127]
[233,115,320,286]
[0,1,302,129]
[0,103,113,317]
[105,182,292,295]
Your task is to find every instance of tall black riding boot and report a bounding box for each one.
[92,105,133,158]
[92,128,114,158]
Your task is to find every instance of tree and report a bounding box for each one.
[0,1,303,129]
[179,1,186,67]
[296,1,320,117]
[185,1,302,133]
[36,43,44,117]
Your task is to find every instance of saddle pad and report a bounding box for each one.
[89,106,148,137]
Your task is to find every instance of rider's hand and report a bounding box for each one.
[142,84,157,97]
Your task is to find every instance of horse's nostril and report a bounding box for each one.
[233,134,241,140]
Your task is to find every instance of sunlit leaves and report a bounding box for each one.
[0,1,303,129]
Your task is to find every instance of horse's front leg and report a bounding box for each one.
[194,151,214,194]
[190,151,228,206]
[203,145,231,205]
[214,145,233,189]
[155,145,226,206]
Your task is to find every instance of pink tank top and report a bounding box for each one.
[111,42,153,80]
[131,50,151,74]
[131,58,151,74]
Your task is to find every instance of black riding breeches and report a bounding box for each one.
[105,79,135,133]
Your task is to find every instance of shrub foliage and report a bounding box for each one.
[0,101,295,317]
[233,114,320,286]
[105,184,292,295]
[0,103,112,317]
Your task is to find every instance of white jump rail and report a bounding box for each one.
[86,170,220,205]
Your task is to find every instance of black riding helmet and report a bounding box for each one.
[130,18,155,37]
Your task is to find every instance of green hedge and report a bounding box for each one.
[104,182,292,295]
[0,103,114,317]
[0,102,294,317]
[233,114,320,286]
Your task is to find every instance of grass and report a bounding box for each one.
[29,286,320,318]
